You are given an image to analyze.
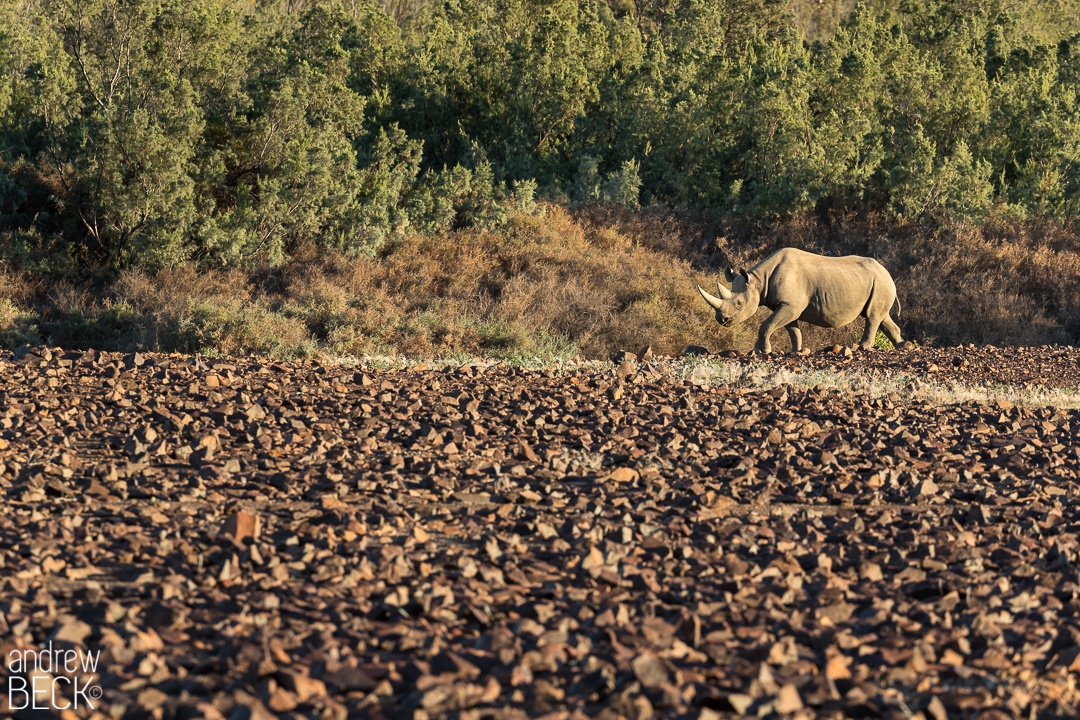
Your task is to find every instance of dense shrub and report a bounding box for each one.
[2,0,1079,272]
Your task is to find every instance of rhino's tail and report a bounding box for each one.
[892,296,901,318]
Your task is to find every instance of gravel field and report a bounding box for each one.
[2,345,1080,719]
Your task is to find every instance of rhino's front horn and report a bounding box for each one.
[697,285,725,309]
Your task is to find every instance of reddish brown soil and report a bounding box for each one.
[1,346,1079,719]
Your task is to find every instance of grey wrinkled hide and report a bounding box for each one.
[697,248,903,353]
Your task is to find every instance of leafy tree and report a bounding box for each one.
[983,35,1080,220]
[193,5,368,264]
[3,0,205,268]
[2,0,1080,275]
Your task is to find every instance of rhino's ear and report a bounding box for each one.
[739,268,749,281]
[723,267,738,283]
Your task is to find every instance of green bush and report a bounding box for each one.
[1,0,1079,275]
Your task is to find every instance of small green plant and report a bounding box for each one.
[873,331,895,350]
[853,329,911,350]
[0,298,39,348]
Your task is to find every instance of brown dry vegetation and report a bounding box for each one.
[2,205,1079,360]
[709,212,1080,350]
[1,206,738,360]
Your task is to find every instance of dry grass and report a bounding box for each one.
[706,212,1080,350]
[309,353,1080,410]
[10,205,737,360]
[4,205,1080,360]
[269,205,740,359]
[679,356,1080,409]
[0,266,38,347]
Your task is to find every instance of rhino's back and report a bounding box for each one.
[766,247,882,273]
[763,249,893,327]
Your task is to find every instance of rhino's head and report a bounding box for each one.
[697,267,759,326]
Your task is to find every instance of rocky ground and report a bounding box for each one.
[717,342,1080,391]
[3,344,1080,719]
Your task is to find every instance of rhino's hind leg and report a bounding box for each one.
[861,316,883,350]
[786,322,803,353]
[880,315,903,347]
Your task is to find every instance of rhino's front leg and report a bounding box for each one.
[755,304,801,353]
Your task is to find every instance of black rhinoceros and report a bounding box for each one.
[697,248,904,353]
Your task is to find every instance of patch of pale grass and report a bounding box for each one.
[325,353,1080,409]
[677,358,1080,409]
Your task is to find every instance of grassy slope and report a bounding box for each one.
[0,206,739,361]
[3,204,1080,360]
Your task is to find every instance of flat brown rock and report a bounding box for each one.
[220,510,260,542]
